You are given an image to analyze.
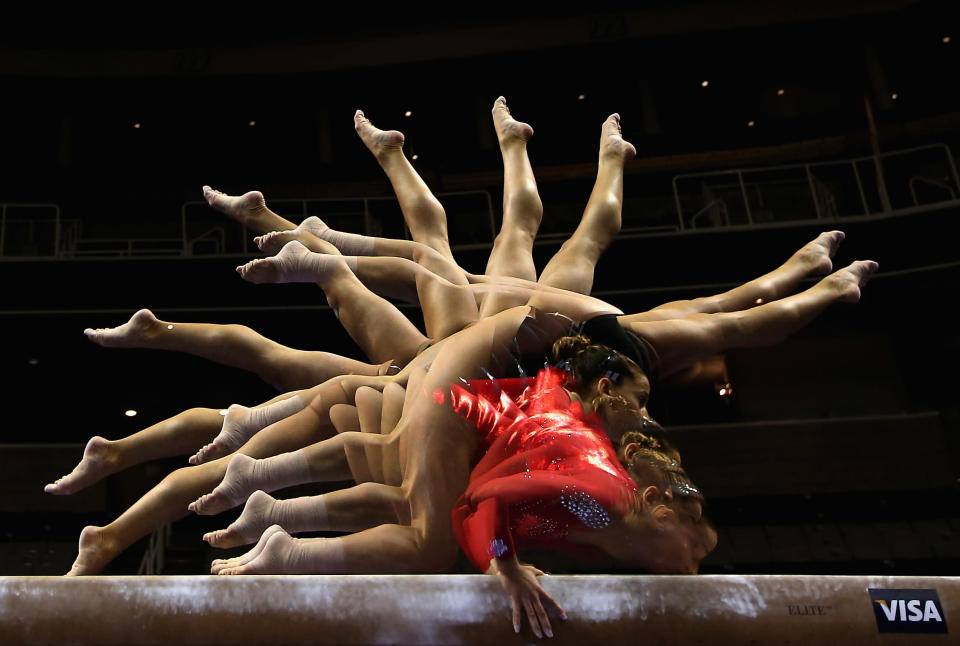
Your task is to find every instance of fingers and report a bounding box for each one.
[511,599,522,634]
[533,597,553,638]
[522,596,543,639]
[540,588,567,622]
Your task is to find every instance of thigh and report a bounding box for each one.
[620,314,728,379]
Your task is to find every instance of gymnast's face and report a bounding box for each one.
[597,370,657,424]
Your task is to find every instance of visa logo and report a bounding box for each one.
[868,589,948,634]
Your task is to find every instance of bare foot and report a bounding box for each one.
[354,110,405,162]
[217,525,298,575]
[189,454,259,516]
[600,113,637,161]
[65,526,115,576]
[84,309,159,348]
[204,490,278,549]
[826,260,879,303]
[201,186,270,225]
[492,96,534,144]
[794,231,845,276]
[45,436,119,495]
[190,396,305,466]
[236,257,280,284]
[237,240,346,284]
[211,523,289,574]
[254,218,340,256]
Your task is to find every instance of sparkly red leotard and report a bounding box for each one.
[449,367,640,572]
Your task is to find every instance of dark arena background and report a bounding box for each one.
[1,3,959,644]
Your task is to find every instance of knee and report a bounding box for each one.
[223,323,255,337]
[411,244,443,267]
[505,184,543,218]
[416,193,445,214]
[492,228,535,252]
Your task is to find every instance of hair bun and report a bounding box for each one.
[551,335,592,362]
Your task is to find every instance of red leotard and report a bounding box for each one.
[450,367,639,572]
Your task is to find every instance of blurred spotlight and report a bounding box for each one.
[891,92,899,100]
[133,123,141,129]
[943,36,951,44]
[777,88,785,96]
[747,120,756,127]
[412,154,419,161]
[578,94,585,100]
[248,120,256,126]
[717,383,733,398]
[404,110,412,117]
[125,410,138,417]
[701,80,709,88]
[28,358,39,366]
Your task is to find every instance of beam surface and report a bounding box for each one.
[0,575,956,645]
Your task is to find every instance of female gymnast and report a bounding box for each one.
[52,102,875,601]
[65,99,856,484]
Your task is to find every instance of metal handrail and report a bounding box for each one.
[672,143,959,230]
[185,226,226,256]
[909,176,957,206]
[690,199,729,229]
[0,204,61,258]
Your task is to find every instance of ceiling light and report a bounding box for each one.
[701,80,709,88]
[125,410,137,417]
[404,110,412,117]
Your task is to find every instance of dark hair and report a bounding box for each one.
[618,431,703,505]
[552,335,638,387]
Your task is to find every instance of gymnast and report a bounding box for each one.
[57,100,640,485]
[201,340,709,639]
[69,100,854,480]
[52,102,875,595]
[49,101,873,508]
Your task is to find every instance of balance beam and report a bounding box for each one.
[0,575,955,645]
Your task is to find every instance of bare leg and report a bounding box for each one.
[537,114,636,295]
[202,186,295,234]
[214,309,540,577]
[626,231,847,322]
[44,407,224,495]
[623,261,879,377]
[66,373,388,575]
[188,429,393,516]
[204,483,407,550]
[478,97,543,318]
[354,110,455,260]
[189,396,307,465]
[85,309,385,391]
[238,242,430,367]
